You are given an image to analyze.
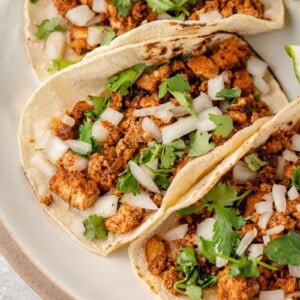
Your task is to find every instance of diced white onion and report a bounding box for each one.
[158,102,176,111]
[85,195,118,218]
[60,114,75,127]
[282,149,298,162]
[129,161,160,194]
[216,256,228,268]
[266,225,284,235]
[196,218,215,241]
[291,134,300,151]
[262,235,270,245]
[161,224,189,242]
[162,116,198,145]
[248,243,264,259]
[296,204,300,212]
[253,76,270,94]
[263,193,274,202]
[258,212,273,230]
[157,13,173,20]
[207,75,225,100]
[288,186,299,200]
[92,0,107,13]
[66,5,95,26]
[73,157,89,171]
[46,136,69,163]
[87,26,104,46]
[255,201,273,214]
[199,10,222,22]
[275,156,287,180]
[100,107,124,126]
[121,191,158,210]
[272,184,287,212]
[197,106,222,132]
[142,159,158,179]
[236,228,257,256]
[85,15,101,26]
[288,265,300,278]
[170,106,188,117]
[154,110,173,123]
[247,56,268,78]
[192,92,212,113]
[92,121,108,142]
[142,117,162,143]
[133,102,175,118]
[232,161,257,183]
[46,32,65,60]
[66,140,92,155]
[31,153,57,176]
[221,71,229,83]
[259,289,284,300]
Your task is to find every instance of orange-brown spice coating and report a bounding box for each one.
[52,0,79,17]
[162,267,183,296]
[67,26,95,55]
[187,55,219,79]
[58,150,86,172]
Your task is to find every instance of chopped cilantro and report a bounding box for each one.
[158,75,197,117]
[244,153,268,172]
[188,131,215,157]
[209,114,234,138]
[110,0,137,16]
[116,169,140,195]
[197,237,216,264]
[105,64,146,95]
[154,173,170,190]
[83,214,107,240]
[216,87,241,100]
[292,167,300,190]
[79,122,100,156]
[101,28,116,46]
[84,95,110,120]
[47,59,77,73]
[30,0,39,3]
[35,17,66,39]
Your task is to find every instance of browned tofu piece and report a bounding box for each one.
[187,55,219,79]
[58,150,87,172]
[67,26,94,55]
[233,69,254,95]
[275,277,297,293]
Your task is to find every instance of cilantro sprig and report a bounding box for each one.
[209,114,234,138]
[216,87,241,102]
[78,122,101,156]
[83,214,108,240]
[110,0,137,16]
[84,95,110,120]
[101,28,116,46]
[244,153,268,172]
[35,17,66,39]
[116,168,140,195]
[47,59,77,73]
[292,167,300,190]
[188,131,215,157]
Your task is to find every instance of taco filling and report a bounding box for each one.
[143,126,300,299]
[34,0,267,65]
[33,35,272,241]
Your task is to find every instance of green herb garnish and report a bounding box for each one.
[83,214,107,240]
[47,59,77,73]
[35,18,66,39]
[188,131,215,157]
[209,114,234,138]
[244,153,268,172]
[116,169,140,195]
[292,167,300,190]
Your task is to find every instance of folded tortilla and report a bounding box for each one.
[25,0,284,79]
[19,32,288,256]
[128,98,300,300]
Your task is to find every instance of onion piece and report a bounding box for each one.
[170,106,188,117]
[199,10,222,22]
[248,243,264,259]
[157,13,173,20]
[66,5,95,26]
[92,0,107,13]
[46,32,65,60]
[272,184,287,212]
[236,228,257,256]
[161,224,189,242]
[263,193,274,202]
[142,117,162,143]
[259,289,284,300]
[87,26,104,46]
[275,156,287,180]
[73,157,89,171]
[154,110,173,123]
[46,136,69,163]
[100,107,123,126]
[288,265,300,278]
[282,149,298,162]
[66,140,92,155]
[262,235,270,245]
[31,153,57,176]
[255,201,273,214]
[247,56,268,78]
[221,71,229,83]
[288,186,299,200]
[291,134,300,151]
[258,212,273,230]
[192,92,212,113]
[162,116,198,145]
[266,225,284,235]
[216,256,228,268]
[92,121,108,142]
[61,114,75,127]
[196,218,215,241]
[86,195,118,218]
[232,161,257,184]
[253,76,270,94]
[197,106,222,132]
[85,15,101,26]
[207,75,225,100]
[129,161,160,194]
[133,102,175,117]
[296,204,300,212]
[121,191,158,210]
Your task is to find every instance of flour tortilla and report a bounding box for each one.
[19,32,288,256]
[25,0,284,80]
[128,98,300,300]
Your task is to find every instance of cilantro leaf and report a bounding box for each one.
[116,169,140,195]
[244,153,268,172]
[228,256,260,278]
[209,114,234,138]
[30,0,39,3]
[105,64,146,95]
[84,95,110,120]
[188,131,215,157]
[79,122,100,156]
[83,214,107,240]
[176,203,206,216]
[216,87,241,100]
[110,0,137,16]
[177,247,198,275]
[47,59,77,73]
[35,18,66,39]
[160,145,177,169]
[146,0,193,17]
[101,28,116,46]
[154,174,170,190]
[292,167,300,190]
[186,285,203,300]
[265,232,300,265]
[197,237,216,264]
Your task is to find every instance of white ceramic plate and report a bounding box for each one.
[0,1,299,299]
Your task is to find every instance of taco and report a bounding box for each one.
[128,98,300,300]
[25,0,284,79]
[19,32,288,256]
